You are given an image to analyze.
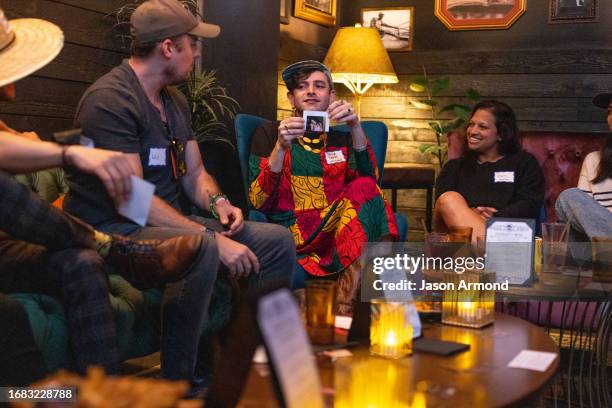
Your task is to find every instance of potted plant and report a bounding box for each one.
[395,67,480,168]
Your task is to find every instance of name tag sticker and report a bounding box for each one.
[494,171,515,183]
[325,150,345,164]
[148,148,166,166]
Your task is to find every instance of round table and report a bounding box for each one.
[238,313,560,407]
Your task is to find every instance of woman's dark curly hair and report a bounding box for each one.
[469,100,521,155]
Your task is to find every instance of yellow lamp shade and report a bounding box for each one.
[323,27,398,87]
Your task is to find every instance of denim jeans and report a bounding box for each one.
[103,217,295,380]
[555,188,612,240]
[555,188,612,265]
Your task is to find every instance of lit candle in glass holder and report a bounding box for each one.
[370,300,413,358]
[334,357,413,408]
[442,270,495,328]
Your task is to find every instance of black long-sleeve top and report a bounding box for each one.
[435,151,545,219]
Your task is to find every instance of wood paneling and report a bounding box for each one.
[3,0,120,50]
[390,48,612,75]
[369,74,612,99]
[0,77,87,119]
[51,0,128,15]
[0,1,124,136]
[0,114,73,136]
[37,43,125,84]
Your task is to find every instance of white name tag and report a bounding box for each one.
[325,150,345,164]
[494,171,514,183]
[148,148,166,166]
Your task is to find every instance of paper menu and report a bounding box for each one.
[257,288,324,408]
[485,219,535,285]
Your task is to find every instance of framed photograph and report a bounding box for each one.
[280,0,290,24]
[361,7,414,52]
[434,0,526,31]
[294,0,337,27]
[549,0,598,24]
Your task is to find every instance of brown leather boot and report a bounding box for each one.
[107,234,204,289]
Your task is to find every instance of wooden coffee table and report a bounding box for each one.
[237,313,559,407]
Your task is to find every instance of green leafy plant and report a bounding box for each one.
[112,1,239,146]
[178,70,240,146]
[408,67,480,167]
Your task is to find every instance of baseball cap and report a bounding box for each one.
[130,0,220,47]
[282,60,331,88]
[593,92,612,109]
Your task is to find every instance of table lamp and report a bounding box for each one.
[323,26,398,117]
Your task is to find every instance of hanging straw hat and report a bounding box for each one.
[0,9,64,88]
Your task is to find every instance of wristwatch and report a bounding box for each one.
[209,193,229,219]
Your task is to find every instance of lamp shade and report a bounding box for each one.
[323,27,398,86]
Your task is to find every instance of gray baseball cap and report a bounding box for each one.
[131,0,220,46]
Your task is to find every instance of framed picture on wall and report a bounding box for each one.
[280,0,290,24]
[549,0,598,23]
[434,0,526,31]
[294,0,337,27]
[361,7,414,52]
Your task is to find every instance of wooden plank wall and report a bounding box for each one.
[341,0,612,240]
[0,0,127,136]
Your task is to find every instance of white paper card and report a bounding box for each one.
[118,176,155,226]
[148,148,166,166]
[335,315,352,330]
[257,289,324,408]
[325,150,345,164]
[494,171,515,183]
[508,350,557,372]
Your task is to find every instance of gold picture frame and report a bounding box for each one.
[435,0,526,31]
[294,0,337,27]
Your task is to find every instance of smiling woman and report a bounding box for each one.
[433,100,545,241]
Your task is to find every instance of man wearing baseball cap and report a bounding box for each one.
[65,0,294,381]
[556,92,612,248]
[0,8,213,384]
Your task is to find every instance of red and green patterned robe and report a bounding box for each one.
[248,121,398,277]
